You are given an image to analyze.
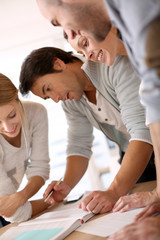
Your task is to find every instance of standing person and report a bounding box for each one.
[0,73,50,226]
[36,0,160,204]
[19,47,155,215]
[35,1,160,234]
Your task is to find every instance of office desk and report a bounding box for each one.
[0,181,156,240]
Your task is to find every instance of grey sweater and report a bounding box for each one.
[62,56,152,159]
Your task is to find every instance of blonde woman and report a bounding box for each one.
[0,73,50,226]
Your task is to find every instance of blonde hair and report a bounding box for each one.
[0,73,19,105]
[0,73,29,150]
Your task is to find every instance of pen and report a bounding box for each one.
[44,177,63,202]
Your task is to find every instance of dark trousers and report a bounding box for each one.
[119,151,156,183]
[0,216,10,228]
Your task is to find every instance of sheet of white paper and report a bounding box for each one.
[0,192,93,240]
[78,208,144,237]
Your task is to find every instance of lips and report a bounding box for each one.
[5,125,17,135]
[61,92,73,101]
[66,92,73,101]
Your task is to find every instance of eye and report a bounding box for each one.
[51,19,60,27]
[44,97,50,100]
[46,85,51,92]
[83,38,88,48]
[72,30,77,39]
[9,113,16,119]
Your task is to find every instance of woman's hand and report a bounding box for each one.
[0,192,23,217]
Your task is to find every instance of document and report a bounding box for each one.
[78,208,144,237]
[0,194,94,240]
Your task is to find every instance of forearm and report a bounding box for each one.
[63,155,89,189]
[108,141,153,197]
[18,176,45,204]
[30,199,50,217]
[149,122,160,193]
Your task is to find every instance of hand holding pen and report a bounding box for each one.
[44,177,63,203]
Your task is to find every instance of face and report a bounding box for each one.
[67,27,119,66]
[31,60,87,103]
[37,0,111,42]
[0,101,22,139]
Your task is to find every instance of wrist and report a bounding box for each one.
[107,178,127,199]
[16,190,28,204]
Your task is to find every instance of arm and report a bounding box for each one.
[112,124,160,213]
[0,175,50,223]
[44,100,93,204]
[63,155,89,188]
[79,57,154,214]
[109,141,153,198]
[25,102,50,182]
[30,199,50,217]
[18,176,45,205]
[44,155,89,204]
[79,140,153,213]
[0,176,44,218]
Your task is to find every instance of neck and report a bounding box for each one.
[2,129,21,147]
[83,75,97,104]
[117,39,127,56]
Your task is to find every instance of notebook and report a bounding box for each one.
[0,193,94,240]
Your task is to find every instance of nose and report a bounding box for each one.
[49,92,61,103]
[65,29,76,40]
[84,51,94,61]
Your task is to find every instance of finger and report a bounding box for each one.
[80,194,93,211]
[80,200,89,211]
[78,203,82,208]
[113,198,129,212]
[44,182,56,197]
[54,181,64,191]
[119,204,132,213]
[112,199,121,211]
[112,202,125,212]
[47,197,56,205]
[135,204,158,222]
[87,201,99,213]
[87,201,103,214]
[134,207,148,221]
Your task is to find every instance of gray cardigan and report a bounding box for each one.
[62,56,152,159]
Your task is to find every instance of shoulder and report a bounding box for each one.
[22,101,48,118]
[81,60,109,87]
[110,55,140,80]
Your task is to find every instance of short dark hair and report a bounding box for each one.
[19,47,78,95]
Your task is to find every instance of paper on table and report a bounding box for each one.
[78,208,144,237]
[0,192,94,240]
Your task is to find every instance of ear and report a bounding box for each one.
[53,58,66,71]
